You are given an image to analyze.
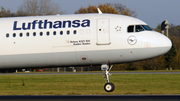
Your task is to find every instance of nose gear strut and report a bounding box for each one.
[101,64,115,92]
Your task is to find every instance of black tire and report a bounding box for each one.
[104,83,115,92]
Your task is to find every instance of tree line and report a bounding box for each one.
[0,0,63,17]
[0,0,179,70]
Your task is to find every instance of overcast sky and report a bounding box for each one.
[0,0,179,28]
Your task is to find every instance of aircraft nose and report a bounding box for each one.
[158,34,172,54]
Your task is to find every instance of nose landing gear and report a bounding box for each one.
[101,64,115,92]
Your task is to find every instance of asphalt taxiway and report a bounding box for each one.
[1,95,180,101]
[0,72,180,75]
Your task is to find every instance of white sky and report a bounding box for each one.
[0,0,179,28]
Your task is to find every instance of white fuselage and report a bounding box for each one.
[0,14,172,69]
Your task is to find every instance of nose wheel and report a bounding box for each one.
[104,83,115,92]
[101,64,115,92]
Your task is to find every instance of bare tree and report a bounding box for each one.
[17,0,63,16]
[113,3,137,17]
[106,3,137,17]
[0,7,12,17]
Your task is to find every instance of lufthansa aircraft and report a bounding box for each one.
[0,8,172,92]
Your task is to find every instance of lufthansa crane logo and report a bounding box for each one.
[127,36,137,45]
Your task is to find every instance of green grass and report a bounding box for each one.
[0,74,180,95]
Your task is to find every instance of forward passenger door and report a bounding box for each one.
[97,18,110,45]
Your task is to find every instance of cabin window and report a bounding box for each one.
[33,32,36,36]
[73,30,77,34]
[67,30,70,35]
[60,31,63,35]
[20,33,23,37]
[40,32,43,36]
[47,31,50,36]
[26,32,29,37]
[128,25,134,32]
[13,33,16,37]
[53,31,56,35]
[6,33,9,38]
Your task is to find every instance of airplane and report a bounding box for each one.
[0,8,172,92]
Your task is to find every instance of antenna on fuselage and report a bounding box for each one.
[97,8,102,14]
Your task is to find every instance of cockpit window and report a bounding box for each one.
[128,25,134,32]
[136,25,144,32]
[128,25,153,33]
[142,25,153,31]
